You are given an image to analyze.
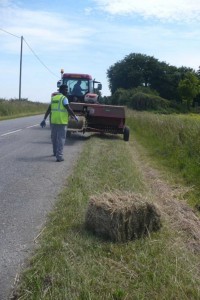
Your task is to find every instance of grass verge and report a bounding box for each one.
[12,133,200,299]
[0,99,48,120]
[127,110,200,208]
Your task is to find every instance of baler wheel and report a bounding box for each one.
[123,126,130,142]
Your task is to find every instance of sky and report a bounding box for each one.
[0,0,200,103]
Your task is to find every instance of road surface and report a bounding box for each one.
[0,115,85,299]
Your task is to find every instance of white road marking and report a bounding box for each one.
[1,129,22,136]
[0,124,41,137]
[26,124,39,129]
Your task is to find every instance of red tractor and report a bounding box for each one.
[55,70,130,141]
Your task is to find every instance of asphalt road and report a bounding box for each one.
[0,115,85,299]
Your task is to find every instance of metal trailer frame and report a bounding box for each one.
[67,102,130,141]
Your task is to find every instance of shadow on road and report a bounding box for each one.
[65,132,123,145]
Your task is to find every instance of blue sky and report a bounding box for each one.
[0,0,200,103]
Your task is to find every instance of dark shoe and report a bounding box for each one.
[56,158,64,162]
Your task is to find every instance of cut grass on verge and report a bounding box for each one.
[12,133,200,300]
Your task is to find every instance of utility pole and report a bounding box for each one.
[19,36,23,100]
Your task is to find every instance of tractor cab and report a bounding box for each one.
[57,70,102,103]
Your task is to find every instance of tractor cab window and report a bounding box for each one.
[63,78,89,96]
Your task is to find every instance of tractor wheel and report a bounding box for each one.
[66,131,71,138]
[123,126,130,142]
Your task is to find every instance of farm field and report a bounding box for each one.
[11,110,200,300]
[0,98,48,120]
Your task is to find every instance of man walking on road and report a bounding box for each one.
[40,84,78,162]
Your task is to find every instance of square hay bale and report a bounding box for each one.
[85,191,161,242]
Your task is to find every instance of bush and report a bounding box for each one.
[110,88,171,111]
[129,92,170,111]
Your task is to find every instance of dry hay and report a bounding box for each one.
[68,116,84,129]
[85,191,161,242]
[129,140,200,253]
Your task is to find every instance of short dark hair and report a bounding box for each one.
[59,84,68,93]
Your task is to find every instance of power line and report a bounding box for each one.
[0,27,20,39]
[0,27,58,78]
[23,38,58,78]
[1,27,60,100]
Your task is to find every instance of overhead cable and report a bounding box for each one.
[0,27,20,39]
[0,27,58,78]
[23,38,58,78]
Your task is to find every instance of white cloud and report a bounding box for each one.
[84,7,93,15]
[0,5,95,55]
[0,0,12,6]
[0,0,200,101]
[93,0,200,23]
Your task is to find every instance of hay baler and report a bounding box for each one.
[56,70,130,141]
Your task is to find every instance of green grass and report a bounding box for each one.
[0,98,48,119]
[128,110,200,208]
[12,134,200,300]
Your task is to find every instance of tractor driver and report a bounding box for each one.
[72,80,88,96]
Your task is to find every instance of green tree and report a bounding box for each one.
[178,72,200,109]
[107,53,194,103]
[196,66,200,79]
[107,53,159,94]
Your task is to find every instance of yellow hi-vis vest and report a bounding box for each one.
[51,93,69,124]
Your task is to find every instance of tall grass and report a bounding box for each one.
[128,110,200,206]
[0,98,48,119]
[12,135,200,300]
